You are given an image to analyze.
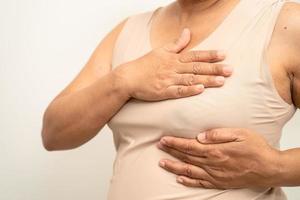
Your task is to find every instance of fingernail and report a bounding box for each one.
[183,27,189,32]
[181,28,189,36]
[223,66,233,75]
[160,138,167,145]
[197,84,204,90]
[156,142,163,149]
[197,132,206,142]
[215,76,225,84]
[159,160,166,167]
[217,50,226,58]
[177,177,184,183]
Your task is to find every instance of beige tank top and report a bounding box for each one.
[107,0,298,199]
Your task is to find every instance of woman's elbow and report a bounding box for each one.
[41,108,67,151]
[41,103,92,151]
[41,119,81,151]
[41,126,76,151]
[41,123,59,151]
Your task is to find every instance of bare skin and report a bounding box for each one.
[155,0,300,189]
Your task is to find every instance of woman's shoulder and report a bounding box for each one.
[272,1,300,107]
[124,7,162,26]
[276,1,300,41]
[274,1,300,69]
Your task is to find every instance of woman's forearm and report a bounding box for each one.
[41,65,130,151]
[277,148,300,186]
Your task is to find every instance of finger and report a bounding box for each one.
[176,176,217,189]
[159,136,211,157]
[176,62,233,77]
[173,74,225,87]
[163,28,191,53]
[197,129,240,144]
[179,50,226,63]
[164,84,205,99]
[157,142,208,165]
[159,159,211,179]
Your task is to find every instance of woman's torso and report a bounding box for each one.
[107,0,297,199]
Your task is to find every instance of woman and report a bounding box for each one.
[41,0,300,199]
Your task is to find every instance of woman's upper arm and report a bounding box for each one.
[54,17,128,100]
[276,2,300,108]
[285,3,300,108]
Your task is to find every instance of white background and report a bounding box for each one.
[1,0,299,199]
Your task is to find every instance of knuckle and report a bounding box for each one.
[179,53,188,62]
[208,148,222,158]
[157,72,168,81]
[172,74,181,85]
[184,164,193,176]
[172,57,182,67]
[192,51,200,61]
[197,180,205,187]
[154,82,163,91]
[177,86,184,96]
[179,74,185,84]
[187,75,195,86]
[192,63,202,74]
[165,73,175,83]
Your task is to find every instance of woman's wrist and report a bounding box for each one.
[110,63,132,102]
[274,148,300,187]
[267,149,287,187]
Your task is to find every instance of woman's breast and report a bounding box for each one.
[107,77,248,141]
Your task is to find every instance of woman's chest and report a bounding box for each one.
[107,78,250,139]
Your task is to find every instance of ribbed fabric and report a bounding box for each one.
[107,0,298,199]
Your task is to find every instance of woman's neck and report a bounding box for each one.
[173,0,237,23]
[176,0,221,13]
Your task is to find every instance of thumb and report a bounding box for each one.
[196,129,239,144]
[163,28,191,53]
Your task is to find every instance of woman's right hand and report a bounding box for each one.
[113,28,233,101]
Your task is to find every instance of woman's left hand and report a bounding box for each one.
[157,128,283,189]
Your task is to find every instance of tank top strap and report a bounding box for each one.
[111,10,155,68]
[282,0,300,3]
[195,0,284,50]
